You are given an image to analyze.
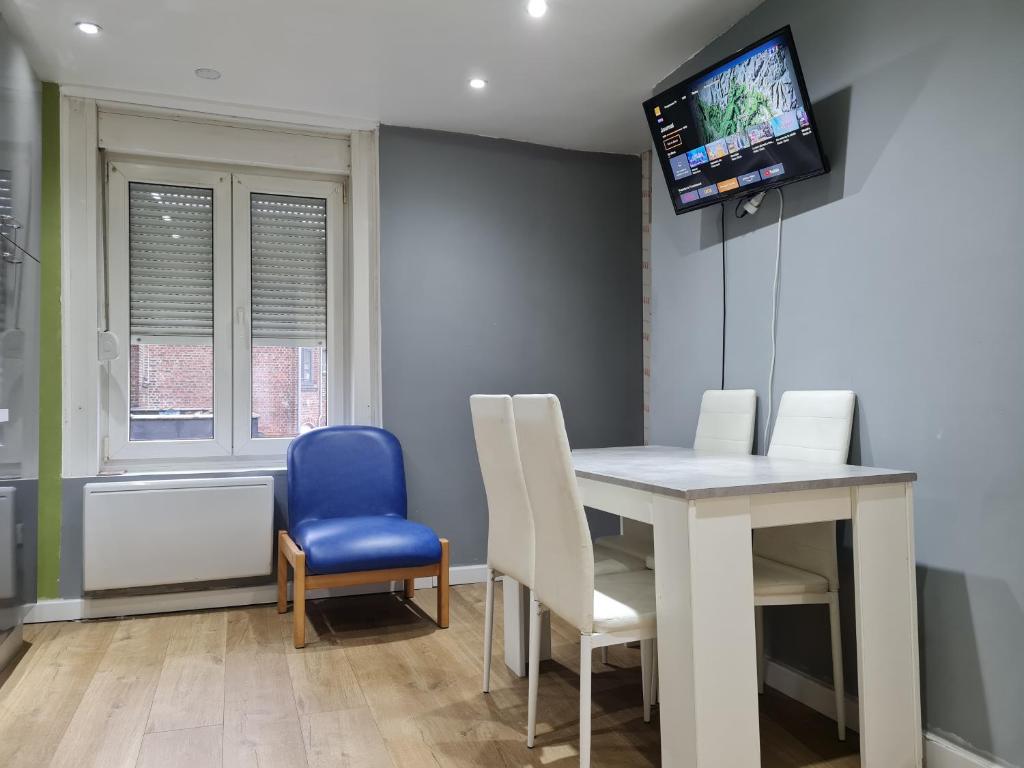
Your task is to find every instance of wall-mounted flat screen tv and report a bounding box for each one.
[644,26,827,215]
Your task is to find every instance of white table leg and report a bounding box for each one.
[502,576,551,677]
[652,494,761,767]
[852,483,923,767]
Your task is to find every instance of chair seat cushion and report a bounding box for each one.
[643,554,833,601]
[292,515,442,575]
[594,534,654,563]
[753,556,829,596]
[593,542,647,576]
[592,570,657,634]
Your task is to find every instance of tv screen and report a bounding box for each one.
[644,26,827,215]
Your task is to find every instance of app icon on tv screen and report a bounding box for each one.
[669,155,692,180]
[707,139,729,161]
[686,146,709,167]
[770,111,800,136]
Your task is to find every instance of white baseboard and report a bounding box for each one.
[764,658,860,733]
[924,733,1017,768]
[24,564,488,623]
[23,599,85,623]
[764,658,1012,768]
[448,563,489,586]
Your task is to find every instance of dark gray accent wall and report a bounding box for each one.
[380,126,643,566]
[650,0,1023,764]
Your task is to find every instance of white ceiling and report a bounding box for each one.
[2,0,760,154]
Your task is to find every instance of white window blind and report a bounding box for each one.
[128,182,214,338]
[0,170,14,325]
[250,193,327,343]
[0,170,12,225]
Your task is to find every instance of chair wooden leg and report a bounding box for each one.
[293,550,306,649]
[276,532,289,614]
[579,633,593,768]
[403,578,415,599]
[436,538,450,629]
[483,567,496,693]
[828,595,847,741]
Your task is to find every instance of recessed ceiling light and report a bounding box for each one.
[75,21,102,35]
[195,67,222,80]
[469,78,487,90]
[527,0,548,18]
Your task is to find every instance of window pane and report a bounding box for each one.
[251,345,327,438]
[130,342,213,440]
[249,192,328,439]
[128,182,215,441]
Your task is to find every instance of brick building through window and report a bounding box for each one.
[129,343,327,440]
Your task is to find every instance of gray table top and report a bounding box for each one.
[572,445,916,500]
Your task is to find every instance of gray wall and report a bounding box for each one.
[380,126,643,566]
[56,126,643,593]
[649,0,1023,763]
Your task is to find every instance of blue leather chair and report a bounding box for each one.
[277,425,449,647]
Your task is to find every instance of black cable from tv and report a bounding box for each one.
[720,203,726,390]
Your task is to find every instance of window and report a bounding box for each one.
[105,162,342,463]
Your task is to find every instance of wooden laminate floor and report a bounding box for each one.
[0,582,859,767]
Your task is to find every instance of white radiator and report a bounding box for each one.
[0,487,14,600]
[83,476,274,592]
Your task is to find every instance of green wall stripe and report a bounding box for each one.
[37,81,62,600]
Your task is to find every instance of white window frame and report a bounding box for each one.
[105,161,233,462]
[231,173,343,457]
[60,94,380,477]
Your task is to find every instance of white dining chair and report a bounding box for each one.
[755,389,856,741]
[513,394,657,768]
[470,395,647,696]
[600,388,757,569]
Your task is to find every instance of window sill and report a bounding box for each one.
[99,458,287,478]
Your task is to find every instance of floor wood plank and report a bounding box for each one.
[49,616,182,768]
[301,707,394,768]
[0,621,118,768]
[223,607,308,768]
[286,647,366,715]
[146,610,227,733]
[135,725,223,768]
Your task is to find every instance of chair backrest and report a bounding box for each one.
[512,394,595,634]
[693,389,757,454]
[286,426,407,533]
[756,390,855,589]
[470,395,535,587]
[767,390,856,463]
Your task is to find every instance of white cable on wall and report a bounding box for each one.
[763,188,784,453]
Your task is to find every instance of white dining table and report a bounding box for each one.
[501,445,922,768]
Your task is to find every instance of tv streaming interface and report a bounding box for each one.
[644,29,827,215]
